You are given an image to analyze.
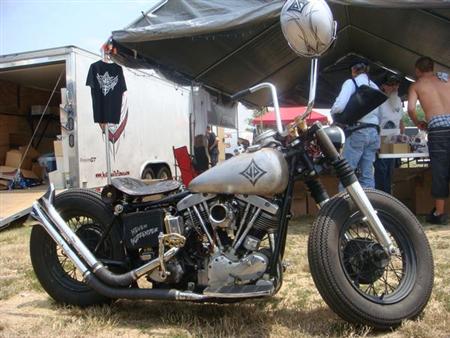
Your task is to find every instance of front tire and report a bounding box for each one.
[308,189,434,329]
[30,189,124,306]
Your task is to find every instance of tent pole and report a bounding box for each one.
[190,83,195,155]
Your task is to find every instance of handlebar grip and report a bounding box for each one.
[230,88,251,101]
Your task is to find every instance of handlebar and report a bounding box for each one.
[230,58,319,135]
[230,82,283,134]
[230,88,251,101]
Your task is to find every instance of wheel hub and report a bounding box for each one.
[75,224,111,258]
[343,238,389,284]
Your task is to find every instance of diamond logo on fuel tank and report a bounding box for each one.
[240,160,267,186]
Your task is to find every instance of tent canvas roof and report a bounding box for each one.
[111,0,450,107]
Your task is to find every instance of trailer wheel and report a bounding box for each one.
[141,166,155,180]
[156,166,171,180]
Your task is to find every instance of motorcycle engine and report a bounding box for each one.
[178,194,279,288]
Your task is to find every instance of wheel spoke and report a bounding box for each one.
[54,215,109,283]
[340,211,413,302]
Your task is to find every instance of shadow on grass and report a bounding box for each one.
[56,297,365,337]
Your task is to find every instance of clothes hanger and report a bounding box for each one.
[101,42,116,63]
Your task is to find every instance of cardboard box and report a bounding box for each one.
[53,140,63,157]
[21,168,39,180]
[9,132,30,147]
[5,149,32,169]
[32,162,44,179]
[379,143,410,154]
[19,146,40,160]
[379,142,391,154]
[294,176,339,216]
[30,105,59,115]
[48,170,65,189]
[0,165,17,180]
[0,165,39,180]
[55,156,64,171]
[391,143,410,154]
[0,132,9,146]
[0,115,18,131]
[0,178,9,190]
[413,169,450,215]
[0,145,8,164]
[5,149,21,167]
[292,181,308,217]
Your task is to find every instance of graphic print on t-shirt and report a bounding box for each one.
[96,71,119,96]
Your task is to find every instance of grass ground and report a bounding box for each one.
[0,217,449,338]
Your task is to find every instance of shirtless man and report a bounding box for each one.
[408,56,450,224]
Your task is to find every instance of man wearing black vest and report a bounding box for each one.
[331,61,381,189]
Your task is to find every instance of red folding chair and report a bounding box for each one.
[173,146,197,186]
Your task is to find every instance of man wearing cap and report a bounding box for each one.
[374,74,405,193]
[331,61,381,189]
[408,56,450,224]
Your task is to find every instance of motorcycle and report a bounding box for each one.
[28,0,433,330]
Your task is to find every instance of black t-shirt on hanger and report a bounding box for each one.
[86,60,127,124]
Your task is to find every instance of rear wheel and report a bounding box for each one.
[141,166,155,180]
[308,189,434,329]
[30,189,124,306]
[156,166,171,180]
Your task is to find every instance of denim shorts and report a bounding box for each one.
[428,128,450,198]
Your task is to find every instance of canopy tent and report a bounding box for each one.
[111,0,450,108]
[253,107,328,126]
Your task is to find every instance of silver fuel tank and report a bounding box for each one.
[189,148,288,195]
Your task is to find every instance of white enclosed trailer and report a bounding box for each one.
[0,46,191,189]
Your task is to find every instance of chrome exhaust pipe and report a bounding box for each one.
[31,186,178,287]
[31,198,207,301]
[84,273,208,301]
[31,201,92,280]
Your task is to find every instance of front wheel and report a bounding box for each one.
[308,189,434,329]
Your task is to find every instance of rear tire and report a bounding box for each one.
[141,166,155,180]
[308,189,434,329]
[156,166,171,180]
[30,189,124,306]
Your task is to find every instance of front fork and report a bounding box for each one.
[312,123,397,256]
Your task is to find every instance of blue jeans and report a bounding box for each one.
[341,128,380,189]
[374,158,394,193]
[209,150,219,167]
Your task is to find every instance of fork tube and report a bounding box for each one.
[313,123,396,255]
[270,155,297,275]
[345,182,397,254]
